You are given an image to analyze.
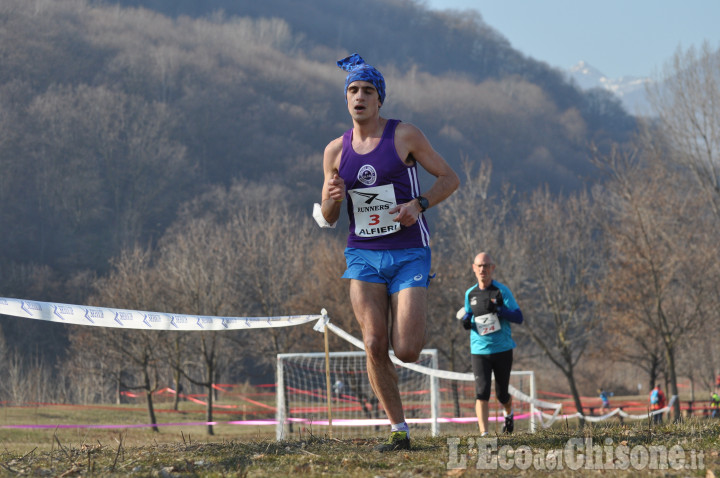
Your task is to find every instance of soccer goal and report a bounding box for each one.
[276,350,440,440]
[276,349,541,439]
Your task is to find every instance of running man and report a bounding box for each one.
[461,252,523,436]
[317,53,459,451]
[598,388,612,414]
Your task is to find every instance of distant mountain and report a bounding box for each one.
[568,61,652,116]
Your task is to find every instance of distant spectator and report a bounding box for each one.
[650,383,666,424]
[711,391,720,419]
[333,380,345,398]
[598,388,612,414]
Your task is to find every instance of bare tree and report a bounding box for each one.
[228,198,321,362]
[86,246,168,431]
[0,350,55,404]
[600,313,666,393]
[103,329,163,432]
[152,216,242,435]
[648,42,720,219]
[677,322,720,400]
[595,143,713,421]
[77,181,329,435]
[646,45,720,406]
[2,350,29,403]
[429,159,517,370]
[64,327,123,404]
[291,235,357,351]
[509,187,605,422]
[427,159,521,415]
[149,182,322,433]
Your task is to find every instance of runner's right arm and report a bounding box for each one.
[321,137,344,224]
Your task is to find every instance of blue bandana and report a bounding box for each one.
[337,53,386,105]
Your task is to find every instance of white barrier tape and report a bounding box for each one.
[323,322,475,379]
[539,396,677,425]
[320,320,563,412]
[508,386,563,411]
[0,297,320,331]
[617,395,678,420]
[533,405,564,428]
[312,309,330,332]
[580,408,621,422]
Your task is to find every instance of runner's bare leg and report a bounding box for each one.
[390,287,427,363]
[476,399,489,433]
[350,280,404,424]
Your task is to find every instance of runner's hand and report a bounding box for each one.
[327,174,345,202]
[388,200,421,227]
[488,292,504,313]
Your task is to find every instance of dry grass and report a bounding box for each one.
[1,403,719,476]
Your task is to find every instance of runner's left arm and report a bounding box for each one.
[390,123,459,226]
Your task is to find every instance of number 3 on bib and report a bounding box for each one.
[349,184,400,238]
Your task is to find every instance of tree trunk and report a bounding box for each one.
[173,369,181,411]
[450,340,461,417]
[648,354,659,393]
[144,368,159,433]
[173,337,182,411]
[564,364,585,427]
[206,362,215,436]
[664,343,681,422]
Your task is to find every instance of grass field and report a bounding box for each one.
[1,401,719,476]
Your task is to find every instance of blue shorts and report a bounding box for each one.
[342,247,431,295]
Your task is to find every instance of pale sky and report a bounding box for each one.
[424,0,720,79]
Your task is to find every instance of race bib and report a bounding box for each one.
[348,184,400,238]
[475,313,501,336]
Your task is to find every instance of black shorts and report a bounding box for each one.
[471,349,513,403]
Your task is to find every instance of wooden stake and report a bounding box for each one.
[324,324,333,438]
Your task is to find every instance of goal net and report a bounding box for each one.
[276,348,541,439]
[276,350,440,440]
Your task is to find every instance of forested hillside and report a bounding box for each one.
[1,0,718,411]
[0,0,635,363]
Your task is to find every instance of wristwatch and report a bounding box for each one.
[415,195,429,213]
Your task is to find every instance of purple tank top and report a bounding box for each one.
[338,119,430,249]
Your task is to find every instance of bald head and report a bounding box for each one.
[472,252,496,289]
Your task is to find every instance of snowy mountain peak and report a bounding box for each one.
[568,61,607,89]
[569,61,605,78]
[567,61,652,115]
